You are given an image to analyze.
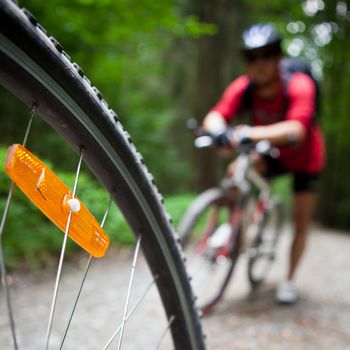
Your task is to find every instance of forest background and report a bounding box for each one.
[1,0,349,267]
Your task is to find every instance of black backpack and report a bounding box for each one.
[242,57,320,119]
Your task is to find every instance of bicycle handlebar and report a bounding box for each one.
[187,118,235,149]
[187,119,280,159]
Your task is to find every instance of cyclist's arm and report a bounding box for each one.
[203,107,306,147]
[247,120,306,145]
[203,75,250,134]
[203,111,227,134]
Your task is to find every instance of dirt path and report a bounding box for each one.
[0,227,349,349]
[0,248,172,350]
[202,227,350,350]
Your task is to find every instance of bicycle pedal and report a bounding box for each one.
[5,144,110,258]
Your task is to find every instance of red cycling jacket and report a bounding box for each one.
[211,73,325,173]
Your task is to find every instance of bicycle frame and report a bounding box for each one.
[221,148,272,206]
[178,137,284,314]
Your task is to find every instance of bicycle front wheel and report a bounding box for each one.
[247,198,283,288]
[178,188,240,314]
[0,1,205,349]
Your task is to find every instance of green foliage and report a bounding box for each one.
[2,0,350,233]
[1,0,215,192]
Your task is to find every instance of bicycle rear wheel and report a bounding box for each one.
[247,198,283,288]
[0,1,205,349]
[178,188,240,314]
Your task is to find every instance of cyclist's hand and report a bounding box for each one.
[232,125,253,147]
[214,129,235,157]
[215,129,234,148]
[215,125,253,150]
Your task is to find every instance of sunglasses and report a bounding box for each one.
[242,46,281,63]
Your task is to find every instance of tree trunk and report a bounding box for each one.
[190,0,246,190]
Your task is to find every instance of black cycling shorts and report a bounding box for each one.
[263,155,320,193]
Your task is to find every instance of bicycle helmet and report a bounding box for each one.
[241,23,282,58]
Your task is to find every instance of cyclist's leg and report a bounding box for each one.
[276,173,319,303]
[288,173,319,280]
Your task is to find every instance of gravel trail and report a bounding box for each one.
[0,227,349,349]
[202,227,350,350]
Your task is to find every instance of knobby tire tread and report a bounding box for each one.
[178,187,240,313]
[247,200,283,287]
[0,1,205,349]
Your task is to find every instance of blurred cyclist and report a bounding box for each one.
[202,23,325,304]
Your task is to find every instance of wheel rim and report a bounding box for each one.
[183,202,237,312]
[248,203,281,286]
[0,2,204,348]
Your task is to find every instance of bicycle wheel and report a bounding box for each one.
[178,188,241,314]
[247,198,283,288]
[0,1,205,349]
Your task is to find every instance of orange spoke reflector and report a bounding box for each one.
[5,144,110,258]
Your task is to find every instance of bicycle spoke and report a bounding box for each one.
[44,152,84,350]
[0,104,36,237]
[22,104,37,146]
[1,2,206,346]
[156,315,175,350]
[59,197,113,349]
[0,243,17,349]
[117,235,142,350]
[0,105,36,350]
[102,276,158,350]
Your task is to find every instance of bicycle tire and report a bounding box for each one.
[178,188,240,314]
[247,199,283,288]
[178,188,226,243]
[0,1,205,349]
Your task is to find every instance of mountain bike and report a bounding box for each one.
[0,1,205,349]
[178,127,284,315]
